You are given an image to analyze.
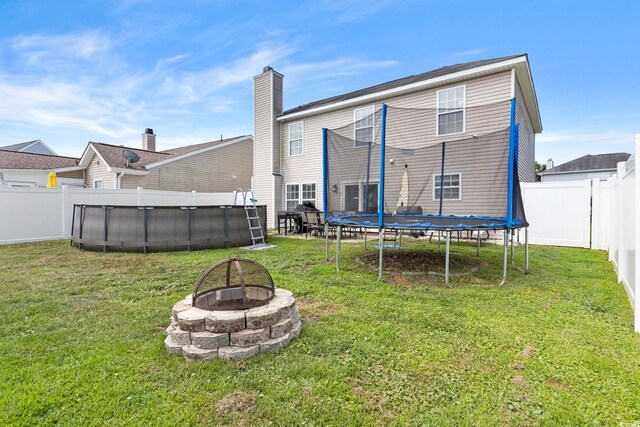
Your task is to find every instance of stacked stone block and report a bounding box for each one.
[165,288,301,361]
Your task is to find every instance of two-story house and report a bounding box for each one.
[252,54,542,227]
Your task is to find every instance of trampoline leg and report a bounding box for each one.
[476,232,481,256]
[499,229,508,286]
[510,229,515,263]
[525,227,529,274]
[325,223,329,262]
[364,227,368,249]
[378,229,384,281]
[445,231,451,287]
[438,231,441,253]
[336,225,342,271]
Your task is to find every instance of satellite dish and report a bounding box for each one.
[123,150,140,167]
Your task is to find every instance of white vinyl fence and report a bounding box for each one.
[522,134,640,331]
[609,142,639,331]
[0,187,235,245]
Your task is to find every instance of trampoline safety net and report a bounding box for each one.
[324,100,528,228]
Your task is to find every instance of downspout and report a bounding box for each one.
[117,171,126,189]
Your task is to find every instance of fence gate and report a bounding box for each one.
[522,181,592,248]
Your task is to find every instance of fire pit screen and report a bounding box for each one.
[192,257,275,311]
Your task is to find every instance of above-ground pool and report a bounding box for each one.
[71,204,267,252]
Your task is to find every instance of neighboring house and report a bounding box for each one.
[540,153,632,182]
[0,140,58,156]
[252,54,542,227]
[77,129,253,191]
[0,149,83,187]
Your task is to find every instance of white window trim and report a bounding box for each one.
[288,121,304,157]
[432,172,462,201]
[436,85,466,136]
[341,181,379,212]
[353,105,375,148]
[93,179,104,189]
[284,182,317,210]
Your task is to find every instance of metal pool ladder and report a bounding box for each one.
[235,188,266,247]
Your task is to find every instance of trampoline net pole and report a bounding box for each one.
[439,142,446,216]
[378,104,387,227]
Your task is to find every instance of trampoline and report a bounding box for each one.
[321,99,530,286]
[327,214,527,230]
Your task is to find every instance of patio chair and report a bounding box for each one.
[303,211,324,239]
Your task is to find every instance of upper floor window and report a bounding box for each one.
[433,173,461,200]
[93,179,104,189]
[437,86,465,136]
[289,122,303,156]
[354,106,374,147]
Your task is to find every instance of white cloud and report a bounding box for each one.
[448,48,490,59]
[321,0,398,24]
[12,30,113,64]
[536,128,636,164]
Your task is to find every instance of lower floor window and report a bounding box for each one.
[286,183,316,210]
[433,173,461,200]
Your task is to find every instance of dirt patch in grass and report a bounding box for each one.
[512,361,526,370]
[511,375,529,388]
[521,345,535,358]
[216,392,256,415]
[357,250,486,285]
[546,378,571,390]
[297,298,339,321]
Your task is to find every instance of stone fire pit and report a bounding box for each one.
[165,288,301,361]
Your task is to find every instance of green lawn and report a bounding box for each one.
[1,236,639,426]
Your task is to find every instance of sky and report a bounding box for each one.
[0,0,638,165]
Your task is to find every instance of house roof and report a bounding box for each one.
[1,141,38,151]
[0,140,57,156]
[0,149,79,170]
[162,135,251,156]
[543,153,632,175]
[79,135,252,172]
[278,54,541,132]
[282,55,522,116]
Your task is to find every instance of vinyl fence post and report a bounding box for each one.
[634,134,640,332]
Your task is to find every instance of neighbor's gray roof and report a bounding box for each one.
[544,153,632,174]
[282,54,524,116]
[88,135,251,170]
[0,141,39,151]
[0,149,79,170]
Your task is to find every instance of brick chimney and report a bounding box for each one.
[142,128,156,151]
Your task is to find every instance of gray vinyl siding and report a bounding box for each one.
[273,75,283,175]
[252,70,282,227]
[122,139,252,192]
[278,71,514,216]
[514,77,536,182]
[58,170,83,180]
[85,154,115,188]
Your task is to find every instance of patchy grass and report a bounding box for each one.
[0,236,639,425]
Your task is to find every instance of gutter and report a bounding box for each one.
[541,168,617,176]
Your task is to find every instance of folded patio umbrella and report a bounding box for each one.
[47,171,58,188]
